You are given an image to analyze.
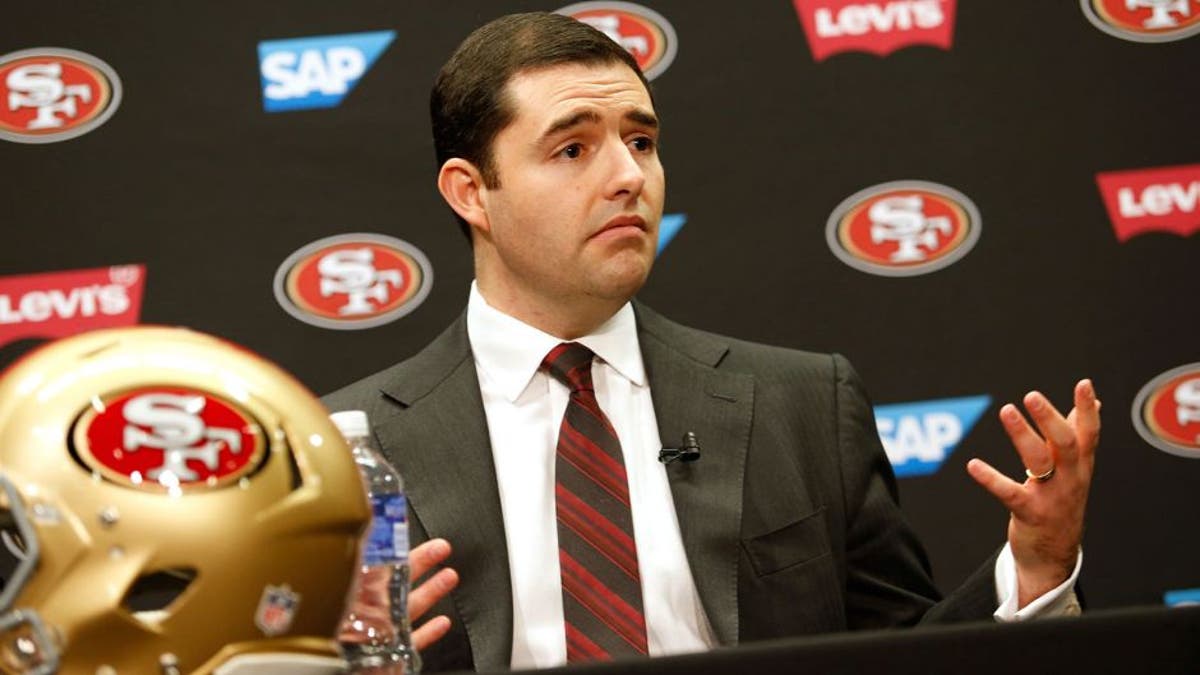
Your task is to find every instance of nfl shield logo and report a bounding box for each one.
[255,584,300,636]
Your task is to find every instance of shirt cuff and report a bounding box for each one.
[993,542,1083,622]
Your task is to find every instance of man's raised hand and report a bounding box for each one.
[966,379,1100,608]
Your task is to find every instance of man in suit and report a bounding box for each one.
[325,12,1099,672]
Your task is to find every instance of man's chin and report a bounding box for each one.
[590,259,654,302]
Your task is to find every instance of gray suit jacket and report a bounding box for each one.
[323,302,998,672]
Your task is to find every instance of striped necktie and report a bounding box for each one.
[542,342,648,662]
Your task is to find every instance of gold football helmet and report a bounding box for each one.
[0,327,369,674]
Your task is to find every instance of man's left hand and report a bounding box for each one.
[966,378,1100,608]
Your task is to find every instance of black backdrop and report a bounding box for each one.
[2,1,1198,613]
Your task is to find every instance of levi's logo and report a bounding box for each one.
[1095,163,1200,241]
[0,265,145,349]
[793,0,956,61]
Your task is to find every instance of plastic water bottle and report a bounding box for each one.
[331,410,420,674]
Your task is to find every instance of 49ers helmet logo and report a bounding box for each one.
[1081,0,1200,43]
[826,180,981,276]
[0,48,122,144]
[557,2,679,80]
[75,387,267,491]
[1132,364,1200,459]
[274,233,433,330]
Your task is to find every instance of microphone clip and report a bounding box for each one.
[658,431,701,465]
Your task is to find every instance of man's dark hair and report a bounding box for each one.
[430,12,652,240]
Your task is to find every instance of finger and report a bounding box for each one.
[966,458,1027,513]
[998,403,1054,476]
[354,567,393,609]
[358,565,391,591]
[1072,379,1101,455]
[409,567,459,621]
[413,615,452,651]
[1022,391,1079,465]
[410,538,452,581]
[346,604,390,624]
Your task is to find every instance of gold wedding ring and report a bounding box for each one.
[1025,465,1056,482]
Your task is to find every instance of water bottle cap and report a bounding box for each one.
[329,410,370,438]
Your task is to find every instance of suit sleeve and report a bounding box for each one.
[833,354,998,628]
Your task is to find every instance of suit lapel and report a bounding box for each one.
[374,316,513,671]
[635,304,753,646]
[366,305,752,663]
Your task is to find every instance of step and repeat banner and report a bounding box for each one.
[2,1,1198,612]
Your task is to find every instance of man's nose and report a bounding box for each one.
[605,141,645,200]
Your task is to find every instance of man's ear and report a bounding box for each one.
[437,158,492,235]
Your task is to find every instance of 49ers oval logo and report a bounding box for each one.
[74,387,267,491]
[825,180,981,277]
[0,48,122,144]
[1081,0,1200,43]
[1132,364,1200,459]
[557,2,679,80]
[274,233,434,330]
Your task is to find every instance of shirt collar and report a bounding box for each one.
[466,282,646,402]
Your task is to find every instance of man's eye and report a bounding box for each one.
[560,143,582,159]
[630,136,654,152]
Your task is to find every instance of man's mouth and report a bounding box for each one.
[593,215,647,238]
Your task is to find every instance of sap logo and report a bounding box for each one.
[657,213,687,255]
[874,395,991,477]
[1164,587,1200,607]
[258,31,395,112]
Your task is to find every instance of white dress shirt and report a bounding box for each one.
[467,283,715,669]
[464,283,1080,669]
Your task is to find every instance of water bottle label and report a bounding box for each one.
[364,493,409,566]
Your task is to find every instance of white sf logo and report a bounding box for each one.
[1127,0,1193,29]
[318,248,403,316]
[578,15,649,57]
[868,195,953,262]
[6,63,93,130]
[1175,378,1200,429]
[122,394,242,482]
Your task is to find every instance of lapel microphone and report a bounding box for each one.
[658,431,701,464]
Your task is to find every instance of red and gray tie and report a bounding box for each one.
[542,342,648,662]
